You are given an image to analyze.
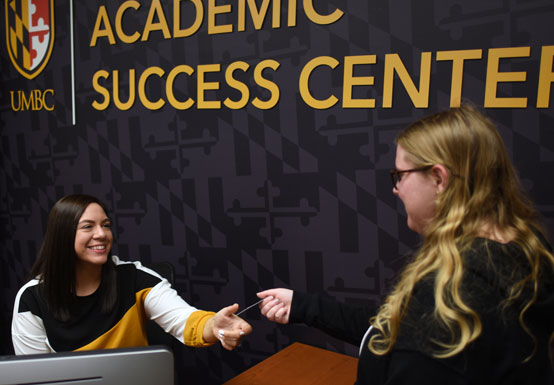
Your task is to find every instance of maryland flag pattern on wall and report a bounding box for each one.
[5,0,54,79]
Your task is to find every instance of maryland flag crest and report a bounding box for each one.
[5,0,54,79]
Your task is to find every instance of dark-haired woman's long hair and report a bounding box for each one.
[29,194,117,322]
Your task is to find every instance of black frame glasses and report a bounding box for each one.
[390,166,432,189]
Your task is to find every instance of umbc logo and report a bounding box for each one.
[5,0,54,80]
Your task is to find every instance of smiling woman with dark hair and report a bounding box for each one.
[12,194,252,354]
[27,195,116,323]
[257,105,554,385]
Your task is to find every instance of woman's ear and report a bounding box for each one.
[430,164,449,193]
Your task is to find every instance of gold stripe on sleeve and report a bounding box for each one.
[184,310,217,347]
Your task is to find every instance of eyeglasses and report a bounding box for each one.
[390,166,432,189]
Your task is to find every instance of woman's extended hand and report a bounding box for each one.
[257,288,292,324]
[205,304,252,351]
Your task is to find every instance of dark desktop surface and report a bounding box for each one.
[0,311,13,356]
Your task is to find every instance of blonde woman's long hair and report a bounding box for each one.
[369,104,554,359]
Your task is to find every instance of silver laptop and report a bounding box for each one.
[0,345,174,385]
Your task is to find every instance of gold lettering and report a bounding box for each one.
[197,64,221,109]
[113,70,136,110]
[208,0,232,34]
[21,90,33,110]
[383,52,432,108]
[138,66,166,109]
[142,0,171,41]
[484,46,530,108]
[303,0,343,25]
[252,59,280,109]
[288,0,297,26]
[299,56,339,109]
[224,61,250,109]
[90,6,116,46]
[10,90,55,111]
[343,55,376,108]
[32,90,42,110]
[115,1,141,44]
[92,70,111,110]
[436,49,482,107]
[167,65,195,109]
[10,91,21,111]
[238,0,275,32]
[537,45,554,108]
[272,0,281,28]
[174,0,204,38]
[43,89,55,111]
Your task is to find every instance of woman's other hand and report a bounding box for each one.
[257,289,292,324]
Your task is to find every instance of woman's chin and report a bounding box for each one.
[77,254,109,266]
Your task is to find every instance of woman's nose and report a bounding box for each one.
[93,225,106,238]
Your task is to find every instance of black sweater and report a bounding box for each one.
[290,239,554,384]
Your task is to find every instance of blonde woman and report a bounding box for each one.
[258,105,554,384]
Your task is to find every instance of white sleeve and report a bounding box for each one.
[12,281,54,355]
[143,278,199,344]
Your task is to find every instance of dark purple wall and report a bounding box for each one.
[2,0,553,383]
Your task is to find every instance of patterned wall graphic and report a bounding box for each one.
[1,0,553,383]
